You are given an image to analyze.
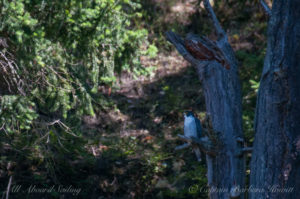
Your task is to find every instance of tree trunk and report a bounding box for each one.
[166,1,245,198]
[250,0,300,198]
[167,0,300,198]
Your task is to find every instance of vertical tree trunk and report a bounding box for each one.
[198,40,245,199]
[250,0,300,198]
[166,1,245,198]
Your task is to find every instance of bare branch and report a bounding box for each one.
[242,147,253,153]
[203,0,226,39]
[165,31,200,66]
[34,132,50,144]
[235,147,253,157]
[177,134,218,156]
[0,123,5,131]
[177,134,197,143]
[0,47,25,95]
[260,0,271,17]
[34,119,80,137]
[175,143,191,151]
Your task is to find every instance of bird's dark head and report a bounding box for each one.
[184,111,195,117]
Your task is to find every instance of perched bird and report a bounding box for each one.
[184,34,230,70]
[184,111,203,161]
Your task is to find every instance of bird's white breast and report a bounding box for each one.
[184,116,197,138]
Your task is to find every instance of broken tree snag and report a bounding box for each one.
[165,32,231,71]
[165,31,200,67]
[260,0,271,17]
[166,1,244,198]
[250,1,300,198]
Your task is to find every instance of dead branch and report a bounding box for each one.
[177,134,219,156]
[242,147,253,153]
[203,0,226,39]
[0,39,26,95]
[260,0,271,17]
[165,31,200,66]
[175,143,191,151]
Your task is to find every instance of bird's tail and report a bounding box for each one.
[193,147,202,162]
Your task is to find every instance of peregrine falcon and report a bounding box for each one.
[184,111,203,161]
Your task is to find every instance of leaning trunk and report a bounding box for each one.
[250,0,300,198]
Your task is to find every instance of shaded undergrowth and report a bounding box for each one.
[1,65,208,199]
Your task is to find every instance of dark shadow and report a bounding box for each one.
[106,65,205,136]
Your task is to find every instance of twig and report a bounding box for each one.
[260,0,271,17]
[0,123,5,131]
[36,119,80,137]
[203,0,226,39]
[46,134,50,143]
[0,125,9,136]
[177,134,218,156]
[242,147,253,153]
[177,134,197,143]
[6,176,12,199]
[35,132,50,144]
[235,147,253,157]
[91,146,97,156]
[56,134,69,152]
[57,120,80,137]
[0,49,26,95]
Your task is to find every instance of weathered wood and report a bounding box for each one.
[250,0,300,198]
[260,0,271,17]
[166,1,244,198]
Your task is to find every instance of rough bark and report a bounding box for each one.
[250,0,300,198]
[166,1,245,198]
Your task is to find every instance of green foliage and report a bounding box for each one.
[249,79,260,93]
[0,0,152,133]
[145,44,158,58]
[0,0,154,188]
[236,50,265,143]
[0,95,38,133]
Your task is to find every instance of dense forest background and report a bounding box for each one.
[0,0,269,198]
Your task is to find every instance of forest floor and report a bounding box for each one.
[82,1,266,196]
[59,0,264,197]
[77,1,212,197]
[80,50,208,198]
